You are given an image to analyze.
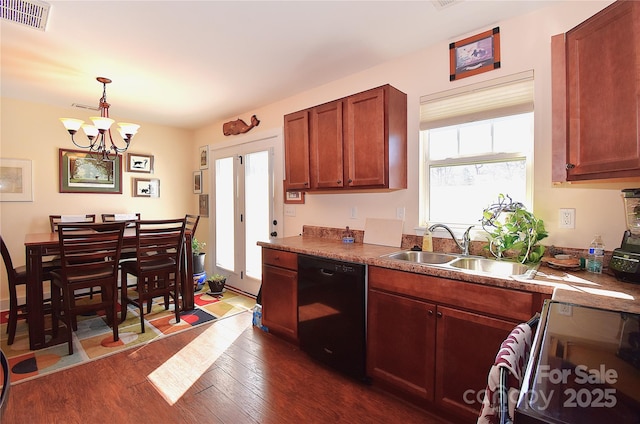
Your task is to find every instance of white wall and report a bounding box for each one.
[0,97,198,307]
[195,0,631,251]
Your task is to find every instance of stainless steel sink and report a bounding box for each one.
[380,250,538,279]
[383,251,458,264]
[449,257,536,278]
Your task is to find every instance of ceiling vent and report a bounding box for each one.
[71,103,100,112]
[1,0,51,31]
[431,0,462,12]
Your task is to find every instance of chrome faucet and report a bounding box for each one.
[428,224,474,256]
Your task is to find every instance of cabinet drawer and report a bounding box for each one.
[262,248,298,271]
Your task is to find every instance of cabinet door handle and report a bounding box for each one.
[304,182,309,186]
[428,309,434,316]
[337,180,342,184]
[348,179,353,184]
[436,311,443,318]
[565,163,576,170]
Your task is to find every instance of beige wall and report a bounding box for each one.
[0,97,197,307]
[196,0,632,253]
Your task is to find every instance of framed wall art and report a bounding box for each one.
[199,194,209,217]
[199,145,209,170]
[133,178,160,198]
[0,158,33,202]
[59,148,122,194]
[450,27,501,81]
[126,152,154,173]
[284,188,305,204]
[193,170,202,194]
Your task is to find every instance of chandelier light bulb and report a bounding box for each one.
[82,124,99,138]
[89,116,115,131]
[59,118,84,133]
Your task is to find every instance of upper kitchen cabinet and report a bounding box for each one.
[310,99,345,189]
[284,110,311,190]
[552,0,640,182]
[284,84,407,191]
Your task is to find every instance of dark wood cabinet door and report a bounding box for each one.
[564,0,640,181]
[434,306,515,422]
[367,289,436,401]
[284,110,310,190]
[310,100,344,188]
[262,263,298,341]
[345,87,387,187]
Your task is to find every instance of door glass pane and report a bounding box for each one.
[215,156,235,271]
[244,150,270,280]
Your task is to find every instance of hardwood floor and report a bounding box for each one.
[4,311,452,424]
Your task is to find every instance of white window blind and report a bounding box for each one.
[420,70,534,130]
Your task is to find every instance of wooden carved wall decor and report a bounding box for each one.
[223,115,260,136]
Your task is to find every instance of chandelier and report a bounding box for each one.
[60,77,139,161]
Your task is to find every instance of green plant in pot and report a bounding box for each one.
[207,273,227,294]
[481,194,548,264]
[192,238,206,275]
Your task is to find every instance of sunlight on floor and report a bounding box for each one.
[147,313,252,405]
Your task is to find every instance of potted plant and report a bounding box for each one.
[206,273,227,294]
[481,194,548,264]
[192,237,206,275]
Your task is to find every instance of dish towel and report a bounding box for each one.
[477,322,533,424]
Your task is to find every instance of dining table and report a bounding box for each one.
[24,227,194,350]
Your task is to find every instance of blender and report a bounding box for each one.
[610,188,640,283]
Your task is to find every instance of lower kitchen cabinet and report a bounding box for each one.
[261,248,298,342]
[434,305,516,421]
[368,290,436,401]
[367,266,548,423]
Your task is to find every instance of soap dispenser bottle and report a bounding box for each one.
[422,229,433,252]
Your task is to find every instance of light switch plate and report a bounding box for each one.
[284,205,296,217]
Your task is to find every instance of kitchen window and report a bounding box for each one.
[419,70,534,229]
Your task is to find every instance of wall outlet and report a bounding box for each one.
[558,303,573,316]
[350,207,358,219]
[559,208,575,229]
[396,207,405,220]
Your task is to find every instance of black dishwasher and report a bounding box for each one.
[297,254,366,380]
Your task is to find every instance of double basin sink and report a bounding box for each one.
[381,250,538,279]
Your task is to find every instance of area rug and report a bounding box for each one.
[0,288,256,384]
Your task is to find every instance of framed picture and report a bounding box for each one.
[199,194,209,217]
[199,145,209,170]
[193,170,202,194]
[0,158,33,202]
[126,153,154,173]
[133,178,160,198]
[59,148,122,194]
[450,27,501,81]
[284,189,305,204]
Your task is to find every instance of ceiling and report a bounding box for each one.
[1,0,559,130]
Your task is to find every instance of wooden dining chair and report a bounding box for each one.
[101,213,141,227]
[49,214,96,232]
[120,218,186,332]
[1,236,55,345]
[185,214,200,235]
[49,222,126,355]
[102,213,141,261]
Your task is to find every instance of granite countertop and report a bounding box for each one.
[258,235,640,314]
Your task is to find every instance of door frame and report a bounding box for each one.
[208,127,284,295]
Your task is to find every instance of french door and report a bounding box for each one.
[211,131,283,296]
